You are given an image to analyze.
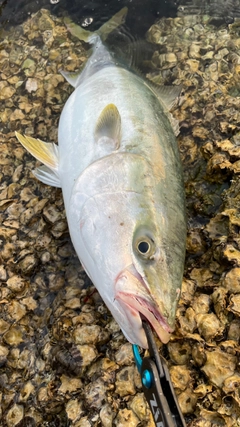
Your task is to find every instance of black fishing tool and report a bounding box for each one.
[132,316,186,427]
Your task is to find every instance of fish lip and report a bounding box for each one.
[115,267,173,344]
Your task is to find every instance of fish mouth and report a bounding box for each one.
[115,266,173,345]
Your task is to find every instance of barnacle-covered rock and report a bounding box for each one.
[84,379,108,409]
[58,374,82,395]
[201,348,237,387]
[73,324,109,345]
[177,306,197,334]
[178,389,198,414]
[99,404,115,427]
[195,313,223,341]
[115,408,139,427]
[18,382,35,403]
[169,365,192,392]
[228,293,240,316]
[0,319,10,335]
[7,300,26,321]
[6,404,24,427]
[194,383,213,398]
[115,366,136,397]
[3,326,24,346]
[227,319,240,341]
[188,409,225,427]
[0,344,9,367]
[6,275,26,293]
[66,399,83,423]
[129,393,148,421]
[115,343,135,366]
[168,339,193,365]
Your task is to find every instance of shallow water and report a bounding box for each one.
[0,2,240,427]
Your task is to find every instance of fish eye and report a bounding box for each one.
[82,17,93,28]
[137,240,150,254]
[133,227,156,260]
[134,234,155,260]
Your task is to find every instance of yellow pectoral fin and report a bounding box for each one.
[15,132,59,170]
[94,103,121,149]
[15,132,61,188]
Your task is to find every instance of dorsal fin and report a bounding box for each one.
[144,83,182,136]
[94,104,121,150]
[149,84,182,111]
[59,69,81,88]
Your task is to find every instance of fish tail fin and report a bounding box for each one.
[64,7,128,44]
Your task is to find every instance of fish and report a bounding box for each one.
[16,8,186,349]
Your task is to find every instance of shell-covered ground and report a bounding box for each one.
[0,9,240,427]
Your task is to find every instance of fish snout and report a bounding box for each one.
[115,266,173,346]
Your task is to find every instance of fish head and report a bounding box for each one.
[68,153,186,349]
[115,222,183,348]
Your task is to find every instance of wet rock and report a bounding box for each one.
[115,408,139,427]
[168,340,192,365]
[223,268,240,293]
[169,365,192,392]
[228,294,240,316]
[6,275,26,293]
[195,313,223,341]
[8,301,26,321]
[66,399,83,423]
[0,344,9,367]
[115,366,136,397]
[201,348,237,387]
[115,343,134,366]
[192,342,207,367]
[58,375,82,395]
[6,404,24,427]
[178,389,198,414]
[18,382,35,403]
[84,379,108,409]
[73,324,109,346]
[3,326,24,346]
[227,319,240,341]
[99,403,115,427]
[129,393,148,421]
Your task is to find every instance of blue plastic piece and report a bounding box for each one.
[132,344,142,372]
[142,369,153,388]
[132,345,153,388]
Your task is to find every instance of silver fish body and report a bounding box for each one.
[16,12,186,348]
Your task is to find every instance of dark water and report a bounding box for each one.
[0,0,177,34]
[1,0,240,34]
